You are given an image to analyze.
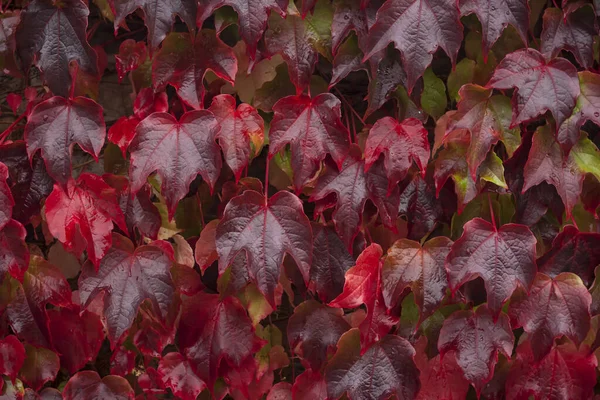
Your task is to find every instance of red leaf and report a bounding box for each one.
[194,219,220,273]
[311,147,400,249]
[505,340,597,400]
[115,39,147,82]
[364,117,430,189]
[152,30,237,109]
[446,217,537,315]
[287,300,350,371]
[0,336,25,381]
[292,369,327,400]
[78,234,175,346]
[216,190,312,307]
[6,94,21,115]
[0,162,13,231]
[129,111,222,219]
[63,371,134,400]
[487,48,579,128]
[16,0,98,97]
[508,272,591,361]
[19,345,59,391]
[107,116,141,158]
[158,352,206,400]
[268,93,349,191]
[209,94,264,182]
[110,0,196,49]
[178,292,264,390]
[382,237,453,322]
[25,96,106,188]
[325,329,420,400]
[0,220,29,283]
[109,346,136,376]
[438,306,514,394]
[265,15,319,94]
[45,174,126,268]
[364,0,463,90]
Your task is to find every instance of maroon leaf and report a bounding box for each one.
[364,116,430,189]
[0,162,13,230]
[287,300,350,371]
[63,371,134,400]
[128,111,222,219]
[45,174,126,268]
[330,34,365,88]
[0,12,21,78]
[216,190,312,307]
[446,217,537,315]
[325,329,420,400]
[364,49,407,118]
[158,352,206,400]
[109,0,196,49]
[178,292,264,390]
[364,0,463,90]
[25,96,106,188]
[382,237,453,322]
[209,94,265,182]
[0,220,29,283]
[268,93,349,191]
[508,272,591,360]
[487,48,579,128]
[152,30,237,109]
[399,172,447,240]
[19,345,59,391]
[438,306,514,394]
[332,0,381,52]
[0,335,25,381]
[78,234,175,346]
[16,0,98,97]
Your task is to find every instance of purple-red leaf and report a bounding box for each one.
[63,371,134,400]
[332,0,381,53]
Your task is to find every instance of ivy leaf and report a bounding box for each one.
[45,174,126,268]
[268,93,349,191]
[209,94,265,182]
[365,116,430,189]
[216,190,312,307]
[78,234,175,346]
[287,300,350,371]
[158,352,206,400]
[152,31,237,109]
[0,162,13,230]
[63,371,134,400]
[446,217,537,315]
[382,237,453,322]
[128,111,222,220]
[487,48,579,128]
[109,0,196,49]
[438,306,514,394]
[19,345,60,391]
[0,336,25,382]
[508,272,591,361]
[459,0,528,56]
[325,329,420,400]
[364,0,463,90]
[16,0,98,97]
[25,96,106,189]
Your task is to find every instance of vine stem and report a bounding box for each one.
[0,113,26,145]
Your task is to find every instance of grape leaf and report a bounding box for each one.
[0,335,25,382]
[438,306,514,394]
[364,116,430,189]
[216,190,312,307]
[537,225,600,286]
[45,174,126,268]
[364,0,463,90]
[158,352,206,400]
[16,0,98,97]
[459,0,528,56]
[311,147,400,249]
[19,345,59,391]
[541,5,595,70]
[178,292,264,390]
[25,96,106,188]
[128,111,222,219]
[63,371,134,400]
[0,162,13,231]
[287,300,350,371]
[209,94,264,182]
[382,237,453,322]
[152,30,237,109]
[268,93,350,191]
[78,234,175,346]
[446,217,537,315]
[109,0,196,49]
[505,340,597,400]
[265,14,318,94]
[509,272,591,360]
[487,48,579,128]
[325,328,420,400]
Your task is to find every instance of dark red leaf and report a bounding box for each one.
[78,234,175,346]
[16,0,98,96]
[292,369,327,400]
[399,172,447,240]
[115,39,147,82]
[446,217,537,315]
[0,162,13,231]
[6,94,21,115]
[109,346,136,376]
[0,336,25,381]
[19,345,59,391]
[216,190,312,307]
[194,219,219,273]
[364,50,407,118]
[330,34,365,88]
[63,371,134,400]
[0,220,29,283]
[158,352,206,400]
[332,0,381,53]
[0,12,21,78]
[438,306,514,394]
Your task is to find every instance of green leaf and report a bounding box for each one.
[421,67,447,120]
[447,59,475,102]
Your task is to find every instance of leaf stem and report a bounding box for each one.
[488,192,496,229]
[264,156,270,204]
[0,112,26,145]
